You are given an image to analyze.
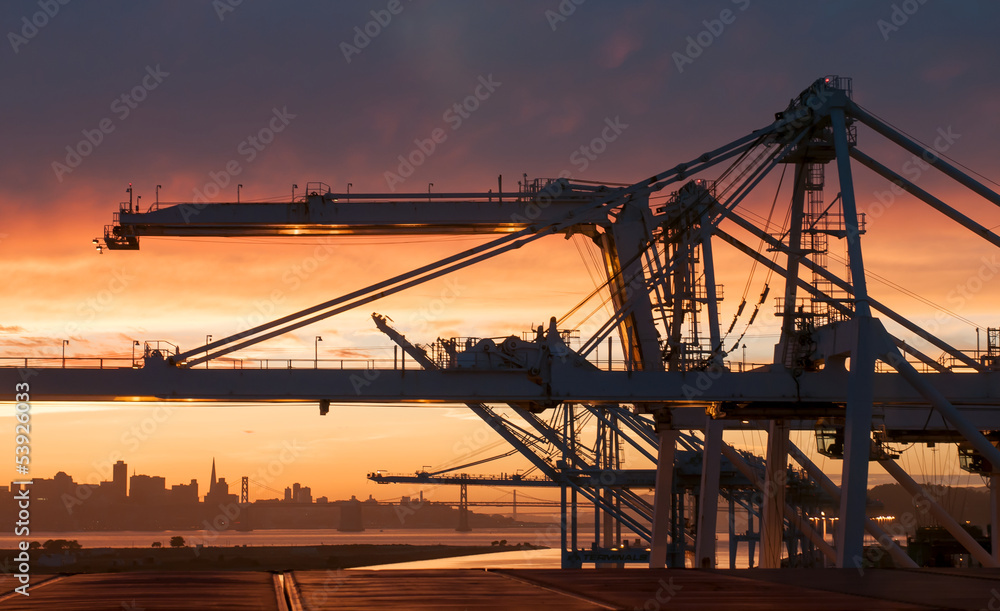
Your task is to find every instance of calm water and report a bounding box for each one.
[0,527,550,550]
[359,547,563,569]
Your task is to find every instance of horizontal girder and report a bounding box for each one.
[5,365,1000,432]
[118,199,598,237]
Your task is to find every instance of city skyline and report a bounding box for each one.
[12,457,334,506]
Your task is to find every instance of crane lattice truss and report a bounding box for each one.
[7,76,1000,569]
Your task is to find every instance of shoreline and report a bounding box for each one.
[0,526,560,552]
[0,543,547,574]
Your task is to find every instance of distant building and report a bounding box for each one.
[169,479,199,504]
[97,480,118,499]
[204,475,232,502]
[31,472,77,503]
[129,474,166,503]
[284,487,292,502]
[112,460,128,499]
[204,458,238,506]
[298,486,312,504]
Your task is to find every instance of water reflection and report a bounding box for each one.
[355,547,562,570]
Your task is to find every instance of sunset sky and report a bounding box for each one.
[2,1,1000,504]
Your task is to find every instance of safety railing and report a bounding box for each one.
[0,357,136,369]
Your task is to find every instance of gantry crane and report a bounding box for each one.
[7,76,1000,570]
[366,427,844,568]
